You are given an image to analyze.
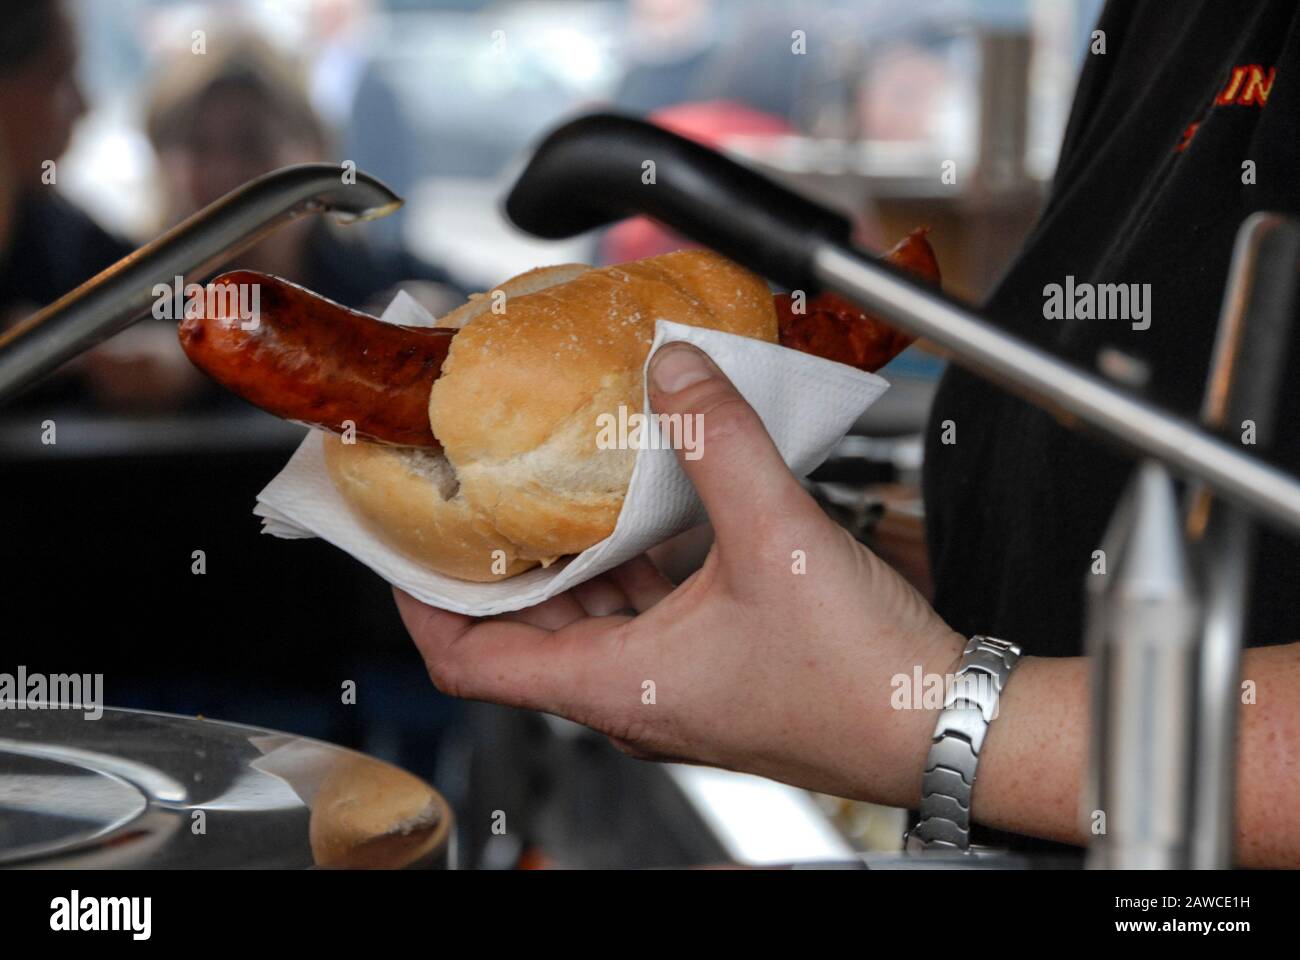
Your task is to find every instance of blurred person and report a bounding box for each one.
[145,38,462,318]
[691,5,813,122]
[0,0,202,412]
[308,0,416,250]
[0,9,462,778]
[613,0,720,115]
[0,0,115,325]
[859,41,953,142]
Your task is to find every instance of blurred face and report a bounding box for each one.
[0,4,87,188]
[172,88,318,213]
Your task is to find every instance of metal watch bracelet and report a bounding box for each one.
[905,635,1023,853]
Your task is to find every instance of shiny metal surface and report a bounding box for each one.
[1086,462,1199,869]
[0,706,453,869]
[1190,511,1250,869]
[1187,214,1300,868]
[909,636,1022,854]
[813,244,1300,536]
[0,163,401,404]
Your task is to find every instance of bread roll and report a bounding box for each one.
[308,754,448,869]
[323,249,778,581]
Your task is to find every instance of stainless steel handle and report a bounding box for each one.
[813,244,1300,536]
[0,163,401,404]
[1187,213,1300,868]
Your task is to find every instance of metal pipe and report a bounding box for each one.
[1186,214,1300,867]
[0,163,401,404]
[812,244,1300,536]
[1190,512,1251,868]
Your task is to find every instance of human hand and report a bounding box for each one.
[396,342,965,807]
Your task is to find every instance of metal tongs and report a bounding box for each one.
[501,114,1300,869]
[0,163,400,403]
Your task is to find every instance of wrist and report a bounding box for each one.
[867,626,966,809]
[967,654,1089,845]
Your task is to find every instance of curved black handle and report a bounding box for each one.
[505,113,852,291]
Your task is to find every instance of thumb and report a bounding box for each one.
[647,341,816,546]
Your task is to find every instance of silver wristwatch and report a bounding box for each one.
[905,635,1022,853]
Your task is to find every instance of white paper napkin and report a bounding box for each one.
[254,295,889,616]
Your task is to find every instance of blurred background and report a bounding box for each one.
[1,0,1103,867]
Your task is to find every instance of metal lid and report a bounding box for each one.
[0,706,453,869]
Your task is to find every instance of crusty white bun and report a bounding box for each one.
[308,754,449,869]
[322,249,778,582]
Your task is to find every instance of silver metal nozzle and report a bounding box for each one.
[0,163,402,404]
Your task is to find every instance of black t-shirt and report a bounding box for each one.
[923,0,1300,658]
[0,189,133,318]
[0,190,134,407]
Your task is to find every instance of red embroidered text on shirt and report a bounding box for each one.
[1176,64,1275,152]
